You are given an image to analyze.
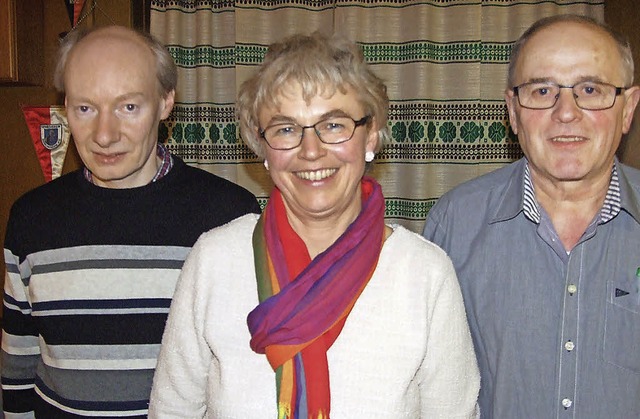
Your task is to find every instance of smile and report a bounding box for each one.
[550,136,585,142]
[295,168,337,181]
[94,152,125,163]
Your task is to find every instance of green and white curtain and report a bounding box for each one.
[150,0,604,233]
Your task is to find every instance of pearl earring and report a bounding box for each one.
[365,151,375,162]
[263,160,269,171]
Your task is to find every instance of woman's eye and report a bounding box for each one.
[275,126,296,136]
[125,104,138,112]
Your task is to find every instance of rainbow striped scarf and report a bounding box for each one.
[247,176,385,418]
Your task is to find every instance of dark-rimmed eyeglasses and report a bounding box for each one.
[259,115,371,151]
[513,81,627,110]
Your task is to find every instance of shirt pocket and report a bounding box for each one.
[604,277,640,373]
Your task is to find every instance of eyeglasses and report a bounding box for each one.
[259,115,371,151]
[513,81,627,110]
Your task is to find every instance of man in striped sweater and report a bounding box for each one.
[1,25,260,417]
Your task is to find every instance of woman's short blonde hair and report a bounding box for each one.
[237,32,390,159]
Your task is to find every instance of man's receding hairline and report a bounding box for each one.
[74,26,151,53]
[66,27,156,74]
[515,20,625,79]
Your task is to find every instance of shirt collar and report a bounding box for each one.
[521,162,621,224]
[491,157,640,225]
[616,158,640,223]
[489,158,528,224]
[83,143,173,185]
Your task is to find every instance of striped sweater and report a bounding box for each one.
[2,156,260,418]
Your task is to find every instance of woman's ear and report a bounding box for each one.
[366,116,381,153]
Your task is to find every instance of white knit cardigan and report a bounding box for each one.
[149,214,479,418]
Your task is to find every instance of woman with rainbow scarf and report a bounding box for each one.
[149,32,479,418]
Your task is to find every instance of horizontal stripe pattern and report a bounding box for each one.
[170,41,513,68]
[41,344,160,370]
[3,244,185,416]
[35,375,149,417]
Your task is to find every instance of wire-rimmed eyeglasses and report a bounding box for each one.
[513,81,627,110]
[259,115,371,151]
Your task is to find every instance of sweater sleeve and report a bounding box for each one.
[418,255,480,418]
[2,215,40,418]
[148,237,215,418]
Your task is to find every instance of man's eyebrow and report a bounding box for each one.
[525,78,556,84]
[115,92,146,101]
[573,76,607,84]
[66,91,147,104]
[524,76,607,85]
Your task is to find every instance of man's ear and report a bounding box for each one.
[160,89,176,120]
[504,89,519,135]
[622,86,640,134]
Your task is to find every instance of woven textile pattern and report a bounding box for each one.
[150,0,604,232]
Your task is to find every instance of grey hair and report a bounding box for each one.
[236,31,390,159]
[53,25,177,96]
[507,14,635,88]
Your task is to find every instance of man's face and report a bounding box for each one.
[505,21,640,186]
[64,28,174,189]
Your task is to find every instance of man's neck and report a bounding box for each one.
[533,171,610,251]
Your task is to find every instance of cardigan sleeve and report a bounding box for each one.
[418,256,480,418]
[148,238,215,418]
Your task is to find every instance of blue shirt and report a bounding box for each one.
[423,157,640,419]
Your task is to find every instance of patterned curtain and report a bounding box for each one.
[150,0,604,233]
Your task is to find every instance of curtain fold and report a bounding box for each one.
[151,0,604,232]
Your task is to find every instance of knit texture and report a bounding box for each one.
[2,156,260,417]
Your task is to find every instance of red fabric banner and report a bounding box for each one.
[21,105,71,182]
[64,0,87,27]
[73,0,87,26]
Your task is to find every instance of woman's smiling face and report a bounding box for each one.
[259,82,378,224]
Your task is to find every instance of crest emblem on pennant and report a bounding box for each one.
[40,124,63,150]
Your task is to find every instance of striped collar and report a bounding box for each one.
[522,162,621,224]
[83,144,174,186]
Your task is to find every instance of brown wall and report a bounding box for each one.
[0,1,135,272]
[606,1,640,169]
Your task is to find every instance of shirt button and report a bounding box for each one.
[562,398,573,409]
[565,341,575,351]
[567,284,577,294]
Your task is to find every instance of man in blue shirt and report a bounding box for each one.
[423,14,640,418]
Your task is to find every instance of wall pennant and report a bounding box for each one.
[64,0,87,27]
[21,105,71,182]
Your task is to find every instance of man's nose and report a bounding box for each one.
[94,112,119,147]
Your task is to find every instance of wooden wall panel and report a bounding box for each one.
[0,0,135,290]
